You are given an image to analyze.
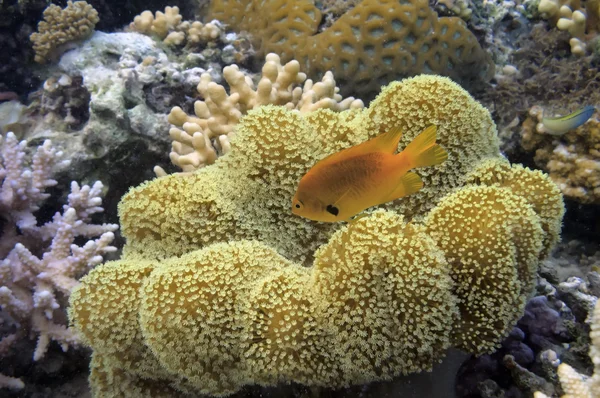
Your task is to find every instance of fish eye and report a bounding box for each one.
[294,200,303,209]
[295,203,301,209]
[326,205,339,216]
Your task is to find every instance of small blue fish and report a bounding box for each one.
[542,106,595,136]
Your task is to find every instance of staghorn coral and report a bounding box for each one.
[208,0,494,98]
[70,75,564,396]
[0,133,117,389]
[161,52,364,175]
[521,106,600,204]
[30,1,99,63]
[129,6,222,47]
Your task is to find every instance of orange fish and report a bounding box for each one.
[291,125,447,222]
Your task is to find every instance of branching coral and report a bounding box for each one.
[538,0,600,55]
[30,1,99,63]
[70,75,564,396]
[129,6,222,47]
[0,133,117,389]
[521,106,600,204]
[160,53,364,175]
[208,0,494,98]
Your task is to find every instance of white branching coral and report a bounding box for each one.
[0,133,118,389]
[157,53,364,175]
[129,6,222,46]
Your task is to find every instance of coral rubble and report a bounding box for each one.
[70,75,564,396]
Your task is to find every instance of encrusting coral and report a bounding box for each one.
[129,6,222,47]
[521,106,600,204]
[69,75,564,396]
[0,133,117,390]
[30,1,99,63]
[161,52,364,175]
[207,0,494,98]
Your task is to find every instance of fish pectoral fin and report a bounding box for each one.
[346,213,368,224]
[382,172,423,203]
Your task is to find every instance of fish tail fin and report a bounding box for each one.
[401,125,448,169]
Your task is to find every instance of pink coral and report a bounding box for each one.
[0,132,118,389]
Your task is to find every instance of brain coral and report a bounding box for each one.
[70,75,564,396]
[208,0,494,97]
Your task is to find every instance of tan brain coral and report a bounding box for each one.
[208,0,494,97]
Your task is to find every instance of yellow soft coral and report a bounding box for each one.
[208,0,493,97]
[425,185,544,354]
[71,75,564,396]
[30,1,99,63]
[134,76,500,264]
[364,74,500,217]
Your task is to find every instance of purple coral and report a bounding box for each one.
[0,132,118,389]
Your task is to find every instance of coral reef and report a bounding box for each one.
[521,105,600,204]
[70,75,564,396]
[30,1,100,63]
[129,6,222,47]
[208,0,494,98]
[0,133,117,389]
[163,52,364,174]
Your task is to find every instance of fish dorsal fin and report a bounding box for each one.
[314,126,403,169]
